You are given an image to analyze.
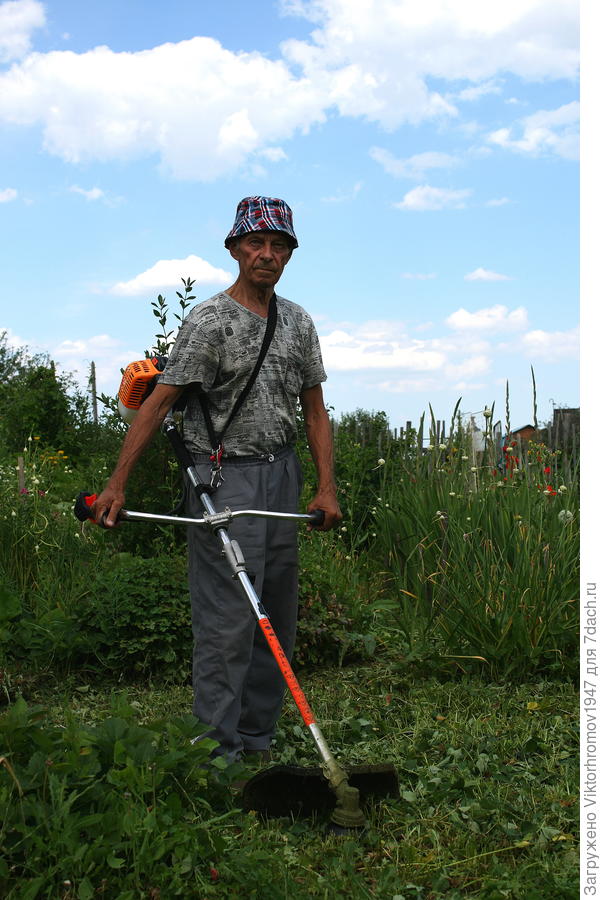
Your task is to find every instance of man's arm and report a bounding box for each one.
[92,382,184,527]
[299,383,342,531]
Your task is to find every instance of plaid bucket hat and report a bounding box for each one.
[224,196,298,249]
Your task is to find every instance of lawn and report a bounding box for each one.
[1,656,578,899]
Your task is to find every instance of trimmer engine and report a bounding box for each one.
[117,355,168,423]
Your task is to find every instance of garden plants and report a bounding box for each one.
[0,297,579,897]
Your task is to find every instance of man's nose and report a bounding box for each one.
[259,243,275,259]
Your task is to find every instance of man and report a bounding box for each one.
[92,196,341,761]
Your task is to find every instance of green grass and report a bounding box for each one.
[7,659,578,900]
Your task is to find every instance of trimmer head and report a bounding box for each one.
[241,763,398,821]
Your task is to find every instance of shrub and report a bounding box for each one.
[78,553,193,680]
[295,531,379,668]
[0,695,239,897]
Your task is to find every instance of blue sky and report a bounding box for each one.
[0,0,580,435]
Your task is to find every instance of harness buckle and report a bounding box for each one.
[210,444,225,488]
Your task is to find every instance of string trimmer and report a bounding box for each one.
[74,362,398,829]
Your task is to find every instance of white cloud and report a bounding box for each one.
[0,187,17,202]
[395,185,472,211]
[259,146,288,162]
[0,0,578,179]
[445,355,491,379]
[429,334,492,355]
[111,255,233,296]
[519,326,579,361]
[0,38,327,180]
[0,329,137,394]
[56,334,123,357]
[376,376,441,394]
[488,101,580,160]
[69,185,106,201]
[354,319,408,341]
[486,197,511,207]
[0,324,28,349]
[0,0,45,63]
[446,305,528,332]
[52,334,141,392]
[321,181,362,203]
[451,79,502,102]
[320,328,445,372]
[370,147,459,180]
[464,267,512,281]
[283,0,578,122]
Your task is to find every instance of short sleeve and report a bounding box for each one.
[157,304,220,389]
[301,313,327,391]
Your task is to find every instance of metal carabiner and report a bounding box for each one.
[210,444,225,488]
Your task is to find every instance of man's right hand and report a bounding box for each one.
[91,485,125,528]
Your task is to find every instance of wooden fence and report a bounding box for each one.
[330,413,581,476]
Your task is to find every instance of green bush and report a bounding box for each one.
[0,695,239,898]
[0,331,93,458]
[0,526,191,682]
[77,553,192,680]
[295,530,379,668]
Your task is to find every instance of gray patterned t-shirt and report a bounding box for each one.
[158,291,327,456]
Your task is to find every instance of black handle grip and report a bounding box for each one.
[74,491,112,527]
[74,491,96,522]
[308,509,325,526]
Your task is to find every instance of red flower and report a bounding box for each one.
[544,466,551,475]
[210,868,219,882]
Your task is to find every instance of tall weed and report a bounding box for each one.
[367,419,578,679]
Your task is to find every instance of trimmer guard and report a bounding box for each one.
[241,762,399,819]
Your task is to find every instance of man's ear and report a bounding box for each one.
[228,239,241,261]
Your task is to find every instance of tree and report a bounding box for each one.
[0,331,89,454]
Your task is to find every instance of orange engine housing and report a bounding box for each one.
[117,356,167,422]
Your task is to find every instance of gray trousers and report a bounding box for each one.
[185,446,302,759]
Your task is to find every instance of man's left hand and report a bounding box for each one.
[307,490,342,531]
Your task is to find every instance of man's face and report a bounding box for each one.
[229,231,292,289]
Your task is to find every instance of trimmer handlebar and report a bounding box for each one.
[74,492,325,529]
